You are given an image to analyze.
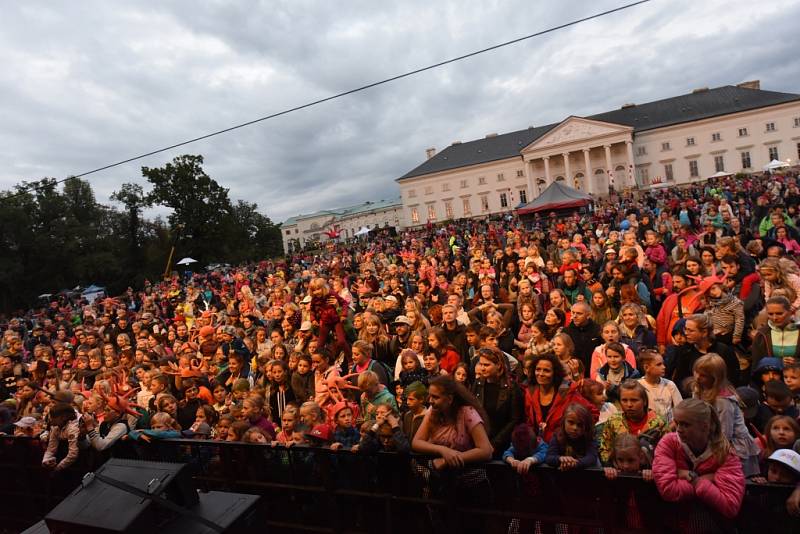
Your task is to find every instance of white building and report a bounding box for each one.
[396,81,800,227]
[281,198,402,253]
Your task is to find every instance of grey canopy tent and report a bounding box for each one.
[516,182,592,215]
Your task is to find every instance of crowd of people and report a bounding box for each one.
[3,171,800,529]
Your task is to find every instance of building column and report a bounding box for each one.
[524,159,534,203]
[604,144,613,188]
[625,140,635,187]
[562,152,571,184]
[583,148,592,195]
[543,156,551,186]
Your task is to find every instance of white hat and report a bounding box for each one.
[301,295,312,304]
[14,416,37,429]
[768,449,800,477]
[393,315,413,326]
[299,321,313,332]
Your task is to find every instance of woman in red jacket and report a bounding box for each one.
[653,398,745,524]
[523,352,597,443]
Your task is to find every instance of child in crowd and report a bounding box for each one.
[453,362,470,387]
[766,449,800,485]
[41,403,80,472]
[211,383,230,413]
[545,403,598,471]
[215,414,233,441]
[299,401,330,435]
[401,381,428,439]
[242,426,271,444]
[580,379,618,424]
[398,349,428,388]
[504,423,548,474]
[753,380,799,432]
[330,401,360,451]
[637,349,683,423]
[129,412,182,442]
[291,353,315,402]
[783,362,800,404]
[703,278,744,346]
[590,322,637,380]
[357,406,409,453]
[422,352,444,381]
[227,421,250,442]
[359,370,397,423]
[753,415,800,483]
[606,433,653,480]
[274,409,298,445]
[595,342,640,401]
[652,399,745,521]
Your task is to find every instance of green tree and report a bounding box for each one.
[142,155,233,264]
[111,183,151,273]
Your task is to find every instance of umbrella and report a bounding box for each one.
[38,293,53,299]
[176,257,198,266]
[354,227,370,237]
[763,159,790,171]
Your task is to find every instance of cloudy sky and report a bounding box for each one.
[1,0,799,223]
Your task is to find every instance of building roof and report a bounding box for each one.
[398,85,800,181]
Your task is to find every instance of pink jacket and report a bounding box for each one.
[652,432,744,519]
[589,343,637,380]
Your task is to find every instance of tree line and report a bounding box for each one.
[0,154,283,312]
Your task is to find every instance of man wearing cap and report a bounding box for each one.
[295,321,315,354]
[389,316,412,365]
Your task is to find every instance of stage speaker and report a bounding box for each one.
[44,458,198,533]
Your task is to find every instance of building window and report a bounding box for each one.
[463,198,471,215]
[714,155,725,172]
[285,230,291,235]
[686,137,696,146]
[689,160,699,177]
[444,201,453,219]
[638,167,650,184]
[442,182,450,192]
[711,132,721,142]
[766,122,776,132]
[661,142,671,151]
[480,195,489,212]
[797,142,800,160]
[497,173,505,182]
[665,163,674,181]
[794,117,800,128]
[424,186,433,195]
[519,189,528,204]
[516,169,524,177]
[478,176,486,185]
[411,208,419,224]
[741,151,751,169]
[769,146,779,161]
[427,204,436,222]
[500,193,508,208]
[408,189,416,198]
[295,229,298,234]
[636,146,647,156]
[460,179,468,188]
[738,128,748,137]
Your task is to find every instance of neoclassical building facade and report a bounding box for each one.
[396,81,800,227]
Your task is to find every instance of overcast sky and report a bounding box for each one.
[1,0,799,223]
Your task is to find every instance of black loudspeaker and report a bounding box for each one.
[36,458,260,534]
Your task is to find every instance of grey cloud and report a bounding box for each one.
[1,0,799,223]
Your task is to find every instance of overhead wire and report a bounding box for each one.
[0,0,652,203]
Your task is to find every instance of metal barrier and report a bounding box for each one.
[1,435,798,534]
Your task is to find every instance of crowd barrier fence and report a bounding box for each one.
[0,435,798,534]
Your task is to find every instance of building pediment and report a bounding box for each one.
[522,116,632,155]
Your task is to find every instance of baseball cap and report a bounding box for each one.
[305,424,332,442]
[767,449,800,477]
[182,423,211,438]
[301,295,312,304]
[394,315,413,326]
[14,417,37,429]
[299,321,313,332]
[384,296,398,303]
[605,248,617,255]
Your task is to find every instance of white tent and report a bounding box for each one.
[354,227,370,237]
[176,257,198,266]
[707,171,733,179]
[763,159,790,171]
[81,284,106,304]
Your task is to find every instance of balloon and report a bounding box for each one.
[620,220,631,231]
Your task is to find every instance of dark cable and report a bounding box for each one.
[1,0,652,202]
